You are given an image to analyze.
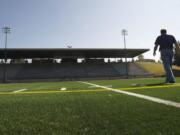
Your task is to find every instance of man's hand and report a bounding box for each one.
[153,51,156,56]
[153,52,156,56]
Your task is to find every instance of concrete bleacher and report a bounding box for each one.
[0,66,3,80]
[54,64,86,78]
[112,63,151,76]
[0,64,24,80]
[128,63,151,76]
[0,63,151,82]
[111,63,127,75]
[85,63,118,77]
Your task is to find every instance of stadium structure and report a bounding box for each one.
[0,48,149,82]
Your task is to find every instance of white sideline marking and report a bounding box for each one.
[13,89,28,93]
[78,81,180,109]
[88,85,112,88]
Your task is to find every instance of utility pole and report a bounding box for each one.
[121,29,128,78]
[2,26,11,83]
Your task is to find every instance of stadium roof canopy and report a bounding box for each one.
[0,48,149,59]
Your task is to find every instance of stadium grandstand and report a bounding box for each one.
[0,48,150,82]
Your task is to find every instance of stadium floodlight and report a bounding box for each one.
[2,26,11,83]
[121,29,128,78]
[2,27,11,62]
[121,29,128,49]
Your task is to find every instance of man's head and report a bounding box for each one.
[160,29,167,35]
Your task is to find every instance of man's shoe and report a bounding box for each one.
[169,81,175,83]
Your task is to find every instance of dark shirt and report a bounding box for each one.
[155,34,177,51]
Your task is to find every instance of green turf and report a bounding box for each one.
[0,92,180,135]
[0,81,97,92]
[0,78,180,134]
[89,77,164,88]
[88,77,180,102]
[127,86,180,102]
[0,77,179,92]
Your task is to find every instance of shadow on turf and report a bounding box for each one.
[145,82,168,86]
[131,82,173,87]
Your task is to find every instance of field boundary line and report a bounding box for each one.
[13,89,28,93]
[17,89,107,94]
[0,89,107,95]
[78,81,180,109]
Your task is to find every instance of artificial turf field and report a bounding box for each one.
[0,78,180,135]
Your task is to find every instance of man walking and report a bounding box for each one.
[153,29,179,83]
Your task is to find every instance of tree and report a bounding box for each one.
[174,41,180,66]
[137,54,144,61]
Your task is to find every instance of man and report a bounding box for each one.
[153,29,179,83]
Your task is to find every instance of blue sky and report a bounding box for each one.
[0,0,180,60]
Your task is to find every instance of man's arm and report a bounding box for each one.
[153,44,158,56]
[154,37,159,56]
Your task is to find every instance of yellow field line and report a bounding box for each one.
[0,89,108,95]
[0,83,180,95]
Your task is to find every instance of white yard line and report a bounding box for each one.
[13,89,28,93]
[78,81,180,109]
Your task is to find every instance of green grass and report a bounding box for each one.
[128,87,180,102]
[88,77,180,102]
[136,62,180,76]
[0,81,96,92]
[0,92,180,135]
[0,78,180,134]
[89,77,165,88]
[136,62,165,76]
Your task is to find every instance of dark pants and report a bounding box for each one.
[160,49,175,82]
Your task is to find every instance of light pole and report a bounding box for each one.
[122,29,128,49]
[121,29,128,78]
[2,26,11,83]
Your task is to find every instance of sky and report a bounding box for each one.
[0,0,180,60]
